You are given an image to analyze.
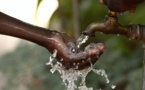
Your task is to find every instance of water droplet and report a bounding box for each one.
[106,79,110,84]
[71,48,76,53]
[111,85,116,89]
[60,58,63,62]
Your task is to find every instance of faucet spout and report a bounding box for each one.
[83,11,142,41]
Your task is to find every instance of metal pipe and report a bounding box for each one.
[138,25,145,90]
[83,11,145,89]
[72,0,80,39]
[142,44,145,90]
[83,11,142,41]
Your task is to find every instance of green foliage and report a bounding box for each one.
[0,42,66,90]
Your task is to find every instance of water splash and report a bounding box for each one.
[46,44,116,90]
[46,49,57,67]
[46,54,115,90]
[92,69,110,84]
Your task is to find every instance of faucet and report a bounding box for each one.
[83,11,145,41]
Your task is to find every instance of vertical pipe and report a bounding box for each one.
[142,44,145,90]
[72,0,80,39]
[141,25,145,90]
[139,25,145,90]
[57,0,64,32]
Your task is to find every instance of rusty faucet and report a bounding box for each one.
[83,11,145,42]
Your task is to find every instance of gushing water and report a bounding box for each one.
[76,35,89,49]
[46,35,116,90]
[46,52,116,90]
[71,34,89,53]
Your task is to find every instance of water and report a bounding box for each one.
[76,35,89,49]
[46,54,116,90]
[45,34,116,90]
[92,69,110,84]
[71,34,89,53]
[46,49,57,67]
[111,85,116,89]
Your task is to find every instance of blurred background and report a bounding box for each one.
[0,0,145,90]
